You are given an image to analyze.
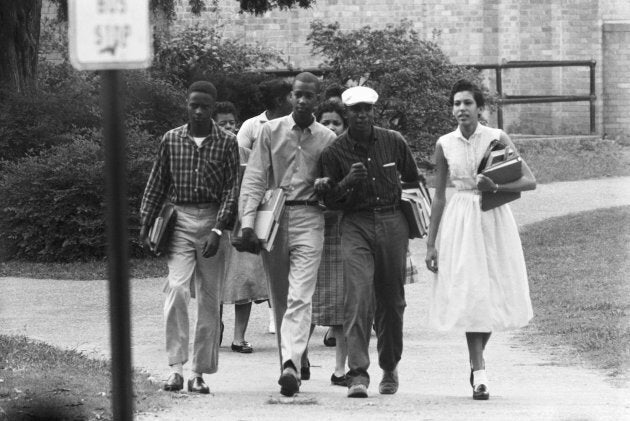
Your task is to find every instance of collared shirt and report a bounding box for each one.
[438,123,503,191]
[321,126,418,211]
[140,123,240,230]
[239,114,337,229]
[236,110,269,150]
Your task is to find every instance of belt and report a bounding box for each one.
[173,202,217,208]
[284,200,320,207]
[372,204,400,213]
[349,204,400,214]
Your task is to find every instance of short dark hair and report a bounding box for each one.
[449,79,485,107]
[316,100,347,128]
[294,72,321,90]
[324,84,346,100]
[187,81,217,99]
[212,101,238,119]
[259,79,292,110]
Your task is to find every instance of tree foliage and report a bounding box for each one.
[308,20,490,161]
[153,24,281,86]
[49,0,316,21]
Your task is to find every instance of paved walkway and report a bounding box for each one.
[1,177,629,420]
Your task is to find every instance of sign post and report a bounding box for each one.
[69,1,151,419]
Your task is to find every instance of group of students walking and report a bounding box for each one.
[139,72,536,401]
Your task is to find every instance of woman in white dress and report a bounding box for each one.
[424,79,536,400]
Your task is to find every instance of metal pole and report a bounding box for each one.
[496,67,504,130]
[101,69,133,420]
[589,61,596,134]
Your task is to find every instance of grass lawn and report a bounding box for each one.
[0,256,168,280]
[0,335,171,420]
[515,136,630,184]
[519,206,630,383]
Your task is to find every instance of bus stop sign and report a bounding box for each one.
[69,0,151,70]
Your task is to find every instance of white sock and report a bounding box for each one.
[191,371,202,379]
[473,369,488,387]
[170,363,183,376]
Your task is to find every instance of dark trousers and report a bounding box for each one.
[341,208,409,387]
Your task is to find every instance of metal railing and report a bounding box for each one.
[472,60,597,133]
[263,60,597,133]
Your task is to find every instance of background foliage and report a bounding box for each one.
[8,17,616,262]
[0,17,284,261]
[308,20,491,163]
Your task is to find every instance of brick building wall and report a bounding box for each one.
[42,0,630,137]
[602,22,630,138]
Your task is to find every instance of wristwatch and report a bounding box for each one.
[211,228,222,236]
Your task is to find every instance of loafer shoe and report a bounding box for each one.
[301,359,310,380]
[231,341,253,354]
[473,384,490,400]
[187,376,210,394]
[347,383,368,398]
[330,373,348,387]
[278,366,300,397]
[379,368,399,395]
[163,372,184,391]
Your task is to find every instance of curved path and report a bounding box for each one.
[1,177,629,420]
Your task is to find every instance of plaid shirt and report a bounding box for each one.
[140,123,240,230]
[321,126,418,211]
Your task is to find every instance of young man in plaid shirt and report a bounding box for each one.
[139,81,240,394]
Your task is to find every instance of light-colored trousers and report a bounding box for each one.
[262,205,324,375]
[164,204,225,374]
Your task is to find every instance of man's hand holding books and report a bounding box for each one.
[237,227,263,254]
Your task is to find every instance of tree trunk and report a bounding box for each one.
[0,0,42,93]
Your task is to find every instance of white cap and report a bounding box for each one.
[341,86,379,106]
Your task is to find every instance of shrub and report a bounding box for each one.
[152,23,284,119]
[0,125,157,262]
[307,20,491,162]
[0,64,101,162]
[124,71,187,136]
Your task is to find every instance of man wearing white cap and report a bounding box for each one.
[319,86,419,398]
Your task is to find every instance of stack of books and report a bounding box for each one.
[478,143,523,211]
[232,188,286,251]
[400,183,432,238]
[148,203,176,256]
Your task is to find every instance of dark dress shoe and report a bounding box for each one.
[278,365,300,397]
[330,373,348,387]
[473,384,490,400]
[323,329,336,347]
[301,359,310,380]
[188,376,210,394]
[163,372,184,391]
[379,369,399,394]
[231,341,253,353]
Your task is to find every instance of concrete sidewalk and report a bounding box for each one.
[1,177,629,420]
